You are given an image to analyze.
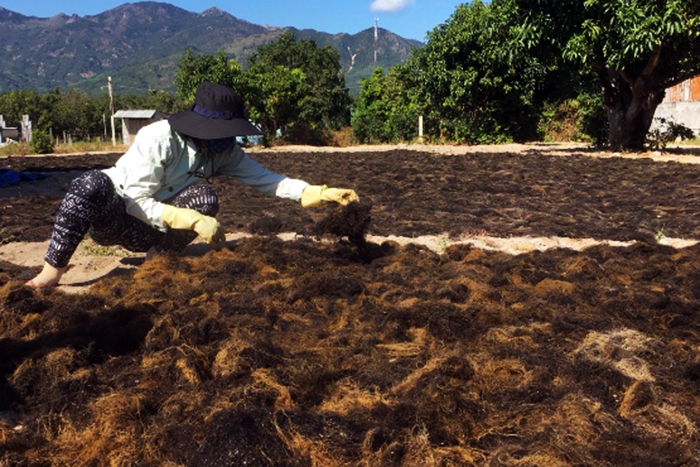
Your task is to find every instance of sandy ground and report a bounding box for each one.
[3,231,696,294]
[3,142,700,293]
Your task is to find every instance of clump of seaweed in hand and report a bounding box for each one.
[312,200,372,247]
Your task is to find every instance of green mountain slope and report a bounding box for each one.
[0,2,423,95]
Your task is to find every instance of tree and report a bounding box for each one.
[0,90,45,130]
[352,67,421,143]
[245,33,351,144]
[352,68,393,143]
[51,89,101,141]
[245,65,308,142]
[524,0,700,150]
[175,49,245,102]
[405,0,549,144]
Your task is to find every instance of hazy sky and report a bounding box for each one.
[1,0,466,41]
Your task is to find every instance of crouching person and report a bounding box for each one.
[27,81,359,288]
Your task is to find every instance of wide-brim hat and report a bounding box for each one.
[168,81,263,139]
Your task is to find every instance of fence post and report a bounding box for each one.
[418,115,424,144]
[109,77,116,146]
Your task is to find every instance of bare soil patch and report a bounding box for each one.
[2,143,700,465]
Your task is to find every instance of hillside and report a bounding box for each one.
[0,2,423,95]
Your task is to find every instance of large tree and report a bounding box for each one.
[352,66,421,144]
[174,49,245,102]
[245,33,351,144]
[525,0,700,150]
[405,0,550,144]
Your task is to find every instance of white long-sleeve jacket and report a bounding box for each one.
[102,120,309,232]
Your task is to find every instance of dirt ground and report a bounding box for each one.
[3,143,700,466]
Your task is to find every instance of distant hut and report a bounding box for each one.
[114,110,167,145]
[0,114,19,145]
[0,126,19,144]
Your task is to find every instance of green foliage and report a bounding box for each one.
[352,68,393,143]
[575,91,608,146]
[537,91,607,145]
[175,49,246,103]
[245,64,307,142]
[81,239,125,257]
[0,87,184,145]
[647,118,696,150]
[538,100,581,142]
[245,33,351,144]
[555,0,700,149]
[47,89,101,141]
[31,129,55,154]
[117,90,184,115]
[402,0,550,144]
[563,0,700,70]
[352,67,420,144]
[0,90,44,130]
[0,227,16,244]
[172,35,351,145]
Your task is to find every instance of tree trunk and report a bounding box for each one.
[599,68,665,151]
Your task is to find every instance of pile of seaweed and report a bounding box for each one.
[8,149,700,244]
[313,200,373,248]
[2,234,700,466]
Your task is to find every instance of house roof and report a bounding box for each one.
[113,110,166,119]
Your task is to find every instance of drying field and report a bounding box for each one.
[3,145,700,465]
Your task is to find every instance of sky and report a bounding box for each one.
[0,0,465,42]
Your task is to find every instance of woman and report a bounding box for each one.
[27,81,359,288]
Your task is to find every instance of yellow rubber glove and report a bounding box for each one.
[162,205,226,247]
[301,185,360,208]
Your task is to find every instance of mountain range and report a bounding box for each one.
[0,2,424,95]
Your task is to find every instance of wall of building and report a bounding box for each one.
[122,119,153,145]
[653,76,700,134]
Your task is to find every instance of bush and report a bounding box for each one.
[576,92,608,146]
[538,100,580,142]
[647,118,696,150]
[31,129,55,154]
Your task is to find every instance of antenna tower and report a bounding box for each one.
[373,17,378,69]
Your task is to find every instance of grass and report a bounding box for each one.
[0,140,129,157]
[80,238,128,257]
[0,227,16,244]
[678,137,700,146]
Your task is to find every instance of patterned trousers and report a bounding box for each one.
[45,170,219,268]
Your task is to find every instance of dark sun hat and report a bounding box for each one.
[168,81,263,139]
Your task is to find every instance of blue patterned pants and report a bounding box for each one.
[45,170,219,268]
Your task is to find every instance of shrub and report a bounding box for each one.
[647,118,696,150]
[31,129,55,154]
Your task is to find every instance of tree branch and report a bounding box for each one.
[663,71,700,89]
[619,68,635,87]
[640,44,662,79]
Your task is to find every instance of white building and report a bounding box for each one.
[653,76,700,135]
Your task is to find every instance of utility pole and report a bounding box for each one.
[373,17,378,69]
[108,76,116,146]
